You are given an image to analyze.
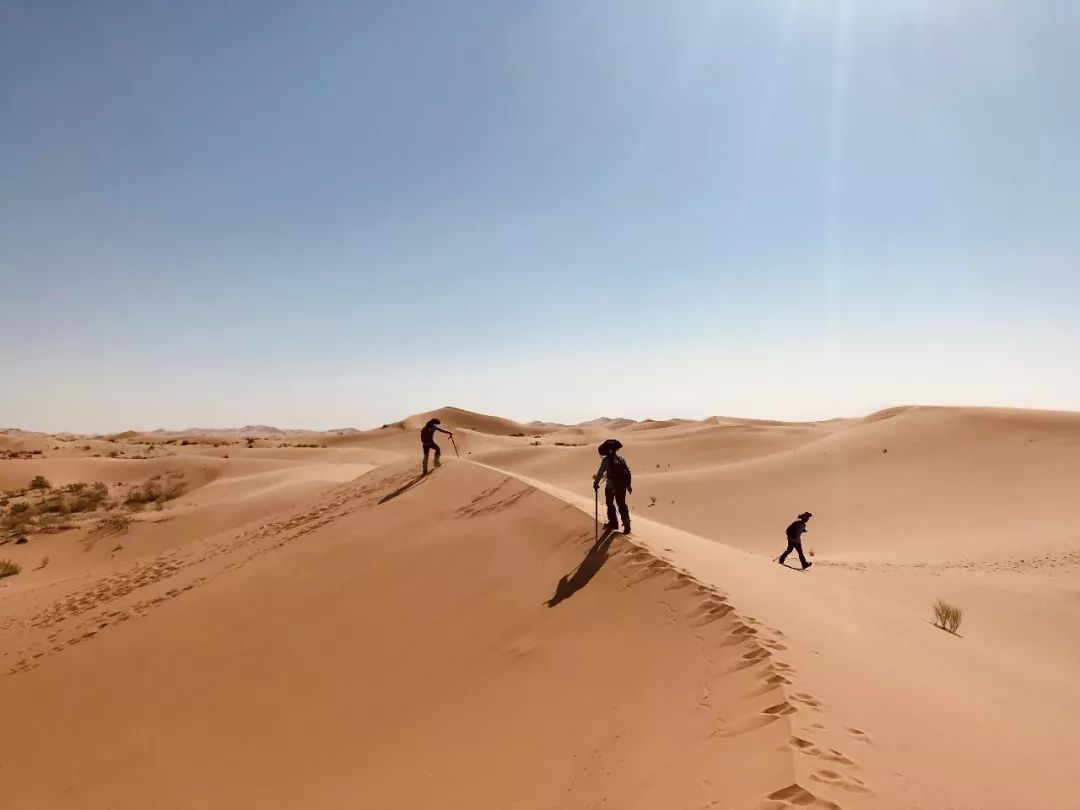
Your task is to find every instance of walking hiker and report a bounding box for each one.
[778,512,813,569]
[421,418,453,474]
[593,439,632,534]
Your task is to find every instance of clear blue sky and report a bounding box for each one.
[3,1,1078,432]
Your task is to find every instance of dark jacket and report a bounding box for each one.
[594,454,632,489]
[421,421,449,444]
[786,519,808,542]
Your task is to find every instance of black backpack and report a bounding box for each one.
[608,454,632,488]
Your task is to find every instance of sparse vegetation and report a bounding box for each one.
[0,449,44,460]
[37,556,49,570]
[649,496,657,507]
[531,440,542,446]
[28,475,51,490]
[123,474,185,510]
[0,559,21,579]
[36,513,74,533]
[93,514,133,536]
[933,599,963,634]
[511,432,525,437]
[553,441,583,447]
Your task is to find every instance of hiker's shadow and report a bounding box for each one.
[378,474,427,505]
[546,529,618,608]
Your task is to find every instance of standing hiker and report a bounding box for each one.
[421,418,453,475]
[778,512,813,569]
[593,439,632,534]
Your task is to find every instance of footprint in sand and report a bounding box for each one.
[811,768,873,795]
[762,701,797,716]
[791,692,824,710]
[846,727,872,743]
[765,782,842,809]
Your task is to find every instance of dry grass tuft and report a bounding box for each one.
[0,559,21,578]
[933,598,963,634]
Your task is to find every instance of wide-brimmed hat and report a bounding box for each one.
[798,511,813,520]
[597,438,623,456]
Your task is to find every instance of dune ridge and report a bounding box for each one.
[2,403,1079,807]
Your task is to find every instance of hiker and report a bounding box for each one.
[421,418,453,474]
[593,439,632,534]
[778,512,813,569]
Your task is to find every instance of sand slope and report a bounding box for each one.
[0,461,822,809]
[3,404,1079,808]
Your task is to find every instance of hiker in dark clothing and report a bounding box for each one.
[593,439,632,534]
[421,418,453,474]
[778,512,813,569]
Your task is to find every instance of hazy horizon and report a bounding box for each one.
[4,1,1079,433]
[6,400,1079,437]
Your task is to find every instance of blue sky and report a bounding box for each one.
[2,0,1078,432]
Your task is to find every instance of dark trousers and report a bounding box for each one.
[605,484,630,528]
[422,442,440,472]
[778,537,808,567]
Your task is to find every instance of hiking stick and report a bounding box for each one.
[594,487,599,544]
[450,435,460,458]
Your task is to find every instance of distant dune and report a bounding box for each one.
[2,404,1079,808]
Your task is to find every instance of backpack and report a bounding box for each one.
[608,454,632,488]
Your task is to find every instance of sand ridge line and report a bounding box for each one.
[463,459,868,808]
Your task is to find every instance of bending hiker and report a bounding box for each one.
[593,439,632,534]
[778,512,813,569]
[421,418,453,474]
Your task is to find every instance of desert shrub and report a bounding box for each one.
[39,494,67,514]
[511,432,525,437]
[10,501,30,515]
[0,560,21,578]
[37,556,49,569]
[108,450,119,458]
[65,482,87,493]
[124,476,185,510]
[67,482,110,513]
[93,514,132,536]
[531,440,542,446]
[36,513,73,532]
[933,599,963,634]
[29,475,51,490]
[649,496,657,506]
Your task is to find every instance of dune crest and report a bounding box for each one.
[2,404,1079,807]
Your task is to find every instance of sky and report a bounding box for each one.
[2,0,1078,432]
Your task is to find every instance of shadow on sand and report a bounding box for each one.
[378,473,429,505]
[546,529,618,608]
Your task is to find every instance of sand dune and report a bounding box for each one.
[2,404,1079,808]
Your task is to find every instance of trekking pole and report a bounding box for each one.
[450,435,460,458]
[594,487,599,544]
